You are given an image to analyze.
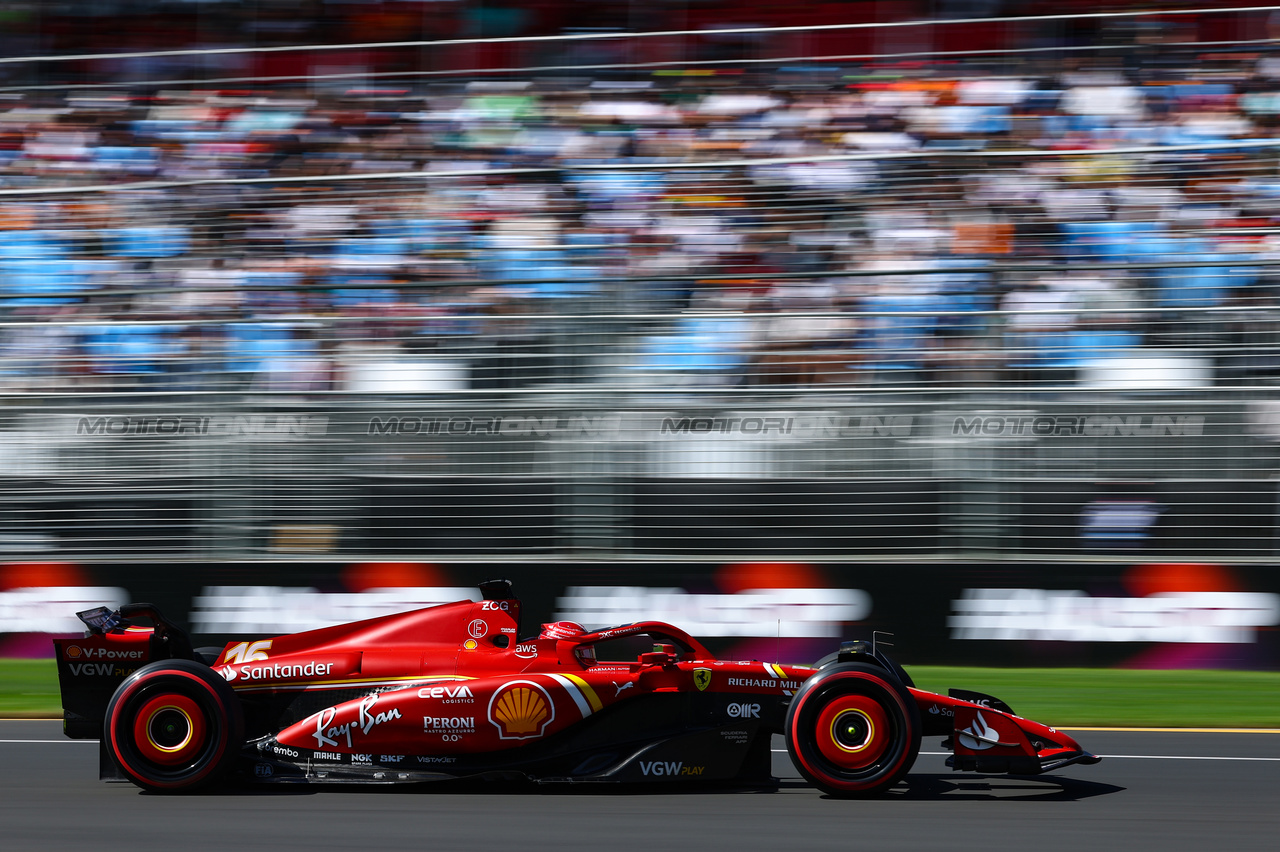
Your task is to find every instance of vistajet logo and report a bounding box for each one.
[950,415,1204,438]
[74,415,327,440]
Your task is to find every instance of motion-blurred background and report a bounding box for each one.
[2,0,1279,670]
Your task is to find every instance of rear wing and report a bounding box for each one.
[53,604,196,739]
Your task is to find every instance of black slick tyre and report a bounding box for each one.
[785,662,921,797]
[104,658,244,793]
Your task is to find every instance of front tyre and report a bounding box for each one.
[104,659,244,792]
[785,663,920,797]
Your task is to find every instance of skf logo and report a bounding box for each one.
[727,702,760,719]
[693,669,711,691]
[489,681,554,740]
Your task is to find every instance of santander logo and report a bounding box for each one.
[958,711,1018,751]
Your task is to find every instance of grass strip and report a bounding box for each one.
[4,659,1279,728]
[0,660,62,719]
[906,666,1280,729]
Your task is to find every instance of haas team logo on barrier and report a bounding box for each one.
[489,681,554,740]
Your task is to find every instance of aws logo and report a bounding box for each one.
[489,681,554,740]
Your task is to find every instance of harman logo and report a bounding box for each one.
[489,681,554,740]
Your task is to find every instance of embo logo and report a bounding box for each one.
[949,414,1205,439]
[950,588,1280,643]
[489,681,554,740]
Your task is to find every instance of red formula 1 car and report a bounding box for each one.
[54,580,1098,797]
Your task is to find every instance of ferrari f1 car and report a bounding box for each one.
[54,580,1098,797]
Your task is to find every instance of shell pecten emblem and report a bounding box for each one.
[489,680,555,740]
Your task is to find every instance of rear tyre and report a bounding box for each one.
[785,663,920,797]
[104,659,243,792]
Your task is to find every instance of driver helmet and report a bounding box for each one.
[539,621,586,640]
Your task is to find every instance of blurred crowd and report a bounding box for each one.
[4,1,1280,392]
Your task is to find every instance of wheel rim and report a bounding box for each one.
[814,694,891,770]
[133,694,207,766]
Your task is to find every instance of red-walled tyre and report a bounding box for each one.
[104,659,244,793]
[785,662,920,798]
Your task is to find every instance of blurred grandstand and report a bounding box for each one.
[3,2,1280,563]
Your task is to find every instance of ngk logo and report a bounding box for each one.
[727,702,761,719]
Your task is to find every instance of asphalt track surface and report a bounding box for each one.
[3,721,1279,852]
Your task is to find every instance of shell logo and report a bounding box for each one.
[488,681,554,740]
[65,646,83,659]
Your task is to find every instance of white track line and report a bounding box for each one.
[0,739,96,744]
